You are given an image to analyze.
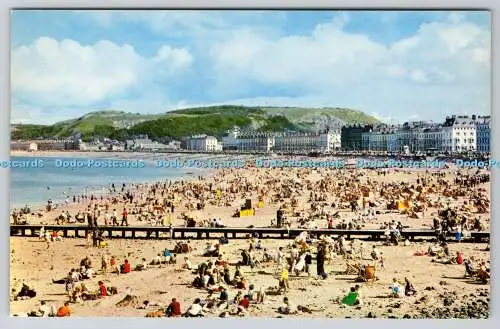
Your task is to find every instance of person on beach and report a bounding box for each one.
[98,281,108,297]
[101,254,108,273]
[121,208,129,226]
[110,256,119,275]
[34,301,56,317]
[184,298,203,317]
[391,278,402,298]
[304,252,312,276]
[342,287,360,306]
[278,297,298,314]
[56,302,72,317]
[120,259,131,274]
[166,298,182,317]
[316,247,327,279]
[404,278,417,296]
[279,267,289,293]
[112,209,119,226]
[455,224,463,243]
[182,257,193,270]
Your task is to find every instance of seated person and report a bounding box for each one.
[235,277,248,290]
[34,301,56,317]
[80,283,91,300]
[342,287,360,306]
[262,248,273,262]
[428,244,443,257]
[56,302,72,317]
[81,267,94,280]
[120,259,131,274]
[71,269,82,282]
[165,298,182,317]
[151,254,162,266]
[162,248,172,263]
[71,287,83,304]
[236,295,250,315]
[247,284,256,301]
[135,258,148,271]
[184,298,204,317]
[182,257,194,270]
[98,281,108,297]
[278,297,298,314]
[404,278,417,296]
[255,240,263,250]
[371,246,381,260]
[217,287,229,309]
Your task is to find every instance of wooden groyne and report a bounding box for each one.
[10,225,489,242]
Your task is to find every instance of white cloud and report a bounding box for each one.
[11,37,193,109]
[209,14,490,120]
[11,13,491,124]
[410,70,429,83]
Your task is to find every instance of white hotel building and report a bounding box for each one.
[221,127,341,153]
[187,134,222,152]
[442,115,476,153]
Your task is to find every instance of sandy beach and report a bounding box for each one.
[9,157,491,318]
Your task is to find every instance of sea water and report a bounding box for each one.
[9,156,194,209]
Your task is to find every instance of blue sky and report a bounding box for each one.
[11,10,491,124]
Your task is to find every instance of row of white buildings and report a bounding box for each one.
[353,115,491,154]
[220,127,342,153]
[184,115,491,154]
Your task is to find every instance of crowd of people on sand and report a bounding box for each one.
[10,163,491,318]
[11,165,490,241]
[12,226,490,318]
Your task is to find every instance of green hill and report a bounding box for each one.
[11,105,380,140]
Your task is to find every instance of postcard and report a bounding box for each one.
[9,10,491,319]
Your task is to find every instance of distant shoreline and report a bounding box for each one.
[10,150,147,159]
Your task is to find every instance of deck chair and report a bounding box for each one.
[344,261,359,275]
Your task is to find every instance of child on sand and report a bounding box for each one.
[391,278,402,298]
[279,267,289,293]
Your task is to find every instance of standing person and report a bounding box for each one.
[305,252,312,277]
[455,224,463,243]
[121,208,128,226]
[87,212,93,229]
[92,228,99,248]
[112,209,119,226]
[85,230,91,248]
[316,246,326,279]
[279,267,289,293]
[101,254,108,274]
